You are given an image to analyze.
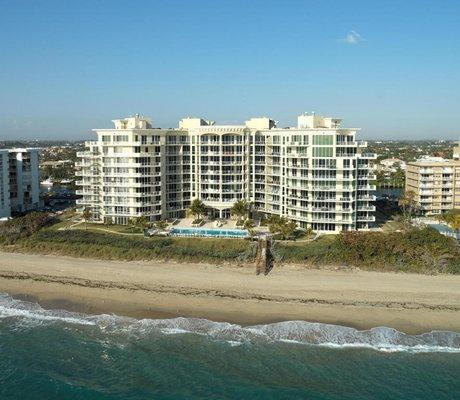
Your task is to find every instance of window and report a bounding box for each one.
[313,135,333,145]
[313,147,333,157]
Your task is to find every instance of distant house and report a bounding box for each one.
[380,158,406,170]
[41,160,72,168]
[452,142,460,160]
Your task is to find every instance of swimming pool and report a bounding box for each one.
[170,227,249,238]
[427,223,459,239]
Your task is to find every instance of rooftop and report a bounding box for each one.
[408,157,460,166]
[96,113,355,132]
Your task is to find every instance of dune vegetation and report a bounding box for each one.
[1,213,459,274]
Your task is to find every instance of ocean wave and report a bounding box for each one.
[0,293,459,353]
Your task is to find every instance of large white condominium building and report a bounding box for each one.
[77,113,376,232]
[0,148,41,218]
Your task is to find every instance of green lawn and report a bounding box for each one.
[380,218,407,233]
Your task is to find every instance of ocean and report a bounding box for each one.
[0,293,459,399]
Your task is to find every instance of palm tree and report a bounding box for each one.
[136,216,150,232]
[154,219,168,230]
[231,200,249,222]
[398,190,418,223]
[450,216,460,233]
[440,210,460,233]
[82,207,91,230]
[267,215,297,240]
[243,219,255,229]
[243,218,255,236]
[282,219,298,240]
[128,217,137,232]
[267,214,281,230]
[189,199,206,220]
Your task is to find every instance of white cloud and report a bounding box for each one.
[340,30,365,45]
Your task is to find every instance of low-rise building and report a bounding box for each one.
[41,160,73,168]
[0,148,41,218]
[453,143,460,160]
[77,113,376,233]
[379,157,406,171]
[405,156,460,215]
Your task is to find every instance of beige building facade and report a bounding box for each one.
[77,113,376,232]
[406,156,460,215]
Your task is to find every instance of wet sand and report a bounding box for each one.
[0,251,459,334]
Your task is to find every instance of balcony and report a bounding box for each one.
[358,195,376,201]
[312,207,337,212]
[357,206,376,211]
[360,153,377,159]
[201,188,221,194]
[336,141,358,146]
[80,151,101,158]
[357,216,376,221]
[75,190,99,195]
[313,186,337,191]
[75,161,93,167]
[76,199,99,205]
[310,218,353,223]
[358,173,376,180]
[311,165,337,170]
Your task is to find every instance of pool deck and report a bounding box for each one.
[415,218,460,240]
[175,218,240,229]
[170,227,249,238]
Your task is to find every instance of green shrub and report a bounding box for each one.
[4,220,459,274]
[0,212,57,244]
[275,227,460,274]
[19,230,253,263]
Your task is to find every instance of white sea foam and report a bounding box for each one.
[0,293,459,353]
[0,293,95,326]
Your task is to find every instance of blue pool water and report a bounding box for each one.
[428,223,459,239]
[170,227,249,238]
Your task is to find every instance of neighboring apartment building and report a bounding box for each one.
[406,155,460,215]
[77,113,376,232]
[0,150,9,218]
[0,148,41,218]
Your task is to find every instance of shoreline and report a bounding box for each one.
[0,251,459,334]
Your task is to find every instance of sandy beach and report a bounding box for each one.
[0,251,459,334]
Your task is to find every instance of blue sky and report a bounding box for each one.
[1,0,459,140]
